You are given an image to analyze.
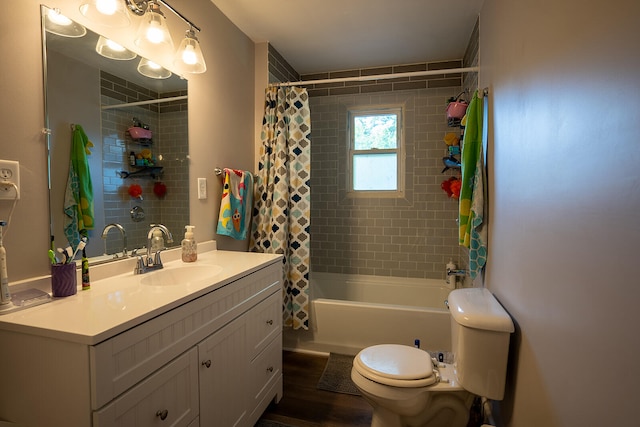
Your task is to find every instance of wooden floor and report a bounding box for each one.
[256,350,373,427]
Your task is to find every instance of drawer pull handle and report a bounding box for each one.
[156,409,169,421]
[266,366,274,373]
[266,319,274,325]
[202,359,212,368]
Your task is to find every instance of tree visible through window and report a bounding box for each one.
[349,107,403,195]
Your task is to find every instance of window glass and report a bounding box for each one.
[348,108,403,197]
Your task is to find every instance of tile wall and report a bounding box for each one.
[100,72,188,254]
[309,87,463,279]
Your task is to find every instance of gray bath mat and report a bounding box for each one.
[317,353,361,396]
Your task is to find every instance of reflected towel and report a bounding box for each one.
[216,168,253,239]
[63,124,94,249]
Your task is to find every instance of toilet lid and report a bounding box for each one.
[354,344,437,388]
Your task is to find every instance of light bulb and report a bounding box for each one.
[182,44,197,65]
[147,60,161,70]
[146,20,165,44]
[96,0,118,16]
[48,9,72,26]
[105,39,126,52]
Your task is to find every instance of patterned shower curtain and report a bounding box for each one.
[250,86,311,330]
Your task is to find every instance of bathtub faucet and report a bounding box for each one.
[447,268,467,277]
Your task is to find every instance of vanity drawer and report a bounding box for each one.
[248,332,282,409]
[247,290,282,360]
[90,263,281,409]
[93,348,199,427]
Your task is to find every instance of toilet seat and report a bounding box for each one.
[354,344,438,388]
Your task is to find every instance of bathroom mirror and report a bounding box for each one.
[42,5,190,262]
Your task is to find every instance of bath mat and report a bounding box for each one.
[317,353,361,396]
[254,420,298,427]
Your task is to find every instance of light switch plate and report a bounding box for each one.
[0,159,20,200]
[197,177,207,199]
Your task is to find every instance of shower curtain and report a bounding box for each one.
[250,86,311,330]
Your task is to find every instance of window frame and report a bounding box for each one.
[346,106,405,198]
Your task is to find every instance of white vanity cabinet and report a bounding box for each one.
[0,252,283,427]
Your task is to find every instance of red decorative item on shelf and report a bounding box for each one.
[128,183,143,199]
[441,176,461,199]
[153,181,167,198]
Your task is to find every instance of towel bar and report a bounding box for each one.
[214,167,253,178]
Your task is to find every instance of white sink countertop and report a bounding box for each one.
[0,243,282,345]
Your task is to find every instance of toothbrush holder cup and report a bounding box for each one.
[51,263,78,297]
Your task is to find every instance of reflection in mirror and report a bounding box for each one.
[42,6,189,263]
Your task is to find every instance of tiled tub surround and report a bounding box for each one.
[310,86,464,281]
[0,244,283,427]
[100,72,189,255]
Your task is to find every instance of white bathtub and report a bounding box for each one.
[309,272,453,353]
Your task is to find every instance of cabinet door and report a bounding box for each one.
[198,314,248,427]
[247,291,282,360]
[93,348,199,427]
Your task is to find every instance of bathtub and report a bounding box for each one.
[308,272,453,354]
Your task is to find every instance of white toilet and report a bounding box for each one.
[351,287,514,427]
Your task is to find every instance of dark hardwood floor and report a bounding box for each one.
[256,350,373,427]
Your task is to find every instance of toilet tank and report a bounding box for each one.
[448,288,514,400]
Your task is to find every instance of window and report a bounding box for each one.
[348,107,404,197]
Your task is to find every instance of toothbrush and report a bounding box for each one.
[48,249,57,265]
[57,248,69,264]
[70,239,87,263]
[0,221,11,304]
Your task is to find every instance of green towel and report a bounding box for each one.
[64,124,94,249]
[459,91,483,248]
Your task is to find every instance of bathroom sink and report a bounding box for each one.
[140,264,223,286]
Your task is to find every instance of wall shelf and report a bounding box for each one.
[118,166,163,179]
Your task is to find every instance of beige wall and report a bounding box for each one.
[0,0,255,281]
[479,0,640,425]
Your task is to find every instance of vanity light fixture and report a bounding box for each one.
[79,0,133,28]
[134,1,174,55]
[137,58,172,79]
[78,0,206,75]
[95,36,137,60]
[174,26,207,74]
[44,7,87,37]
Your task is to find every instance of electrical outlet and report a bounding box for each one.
[0,159,20,200]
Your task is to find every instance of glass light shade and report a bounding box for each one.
[44,7,87,37]
[96,36,137,60]
[174,29,207,74]
[137,58,172,79]
[79,0,131,28]
[134,2,174,55]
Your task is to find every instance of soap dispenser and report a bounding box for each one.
[181,225,197,262]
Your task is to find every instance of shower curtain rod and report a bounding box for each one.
[270,66,479,87]
[101,95,188,110]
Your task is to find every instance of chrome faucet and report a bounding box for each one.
[134,224,174,274]
[447,268,467,277]
[101,223,127,258]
